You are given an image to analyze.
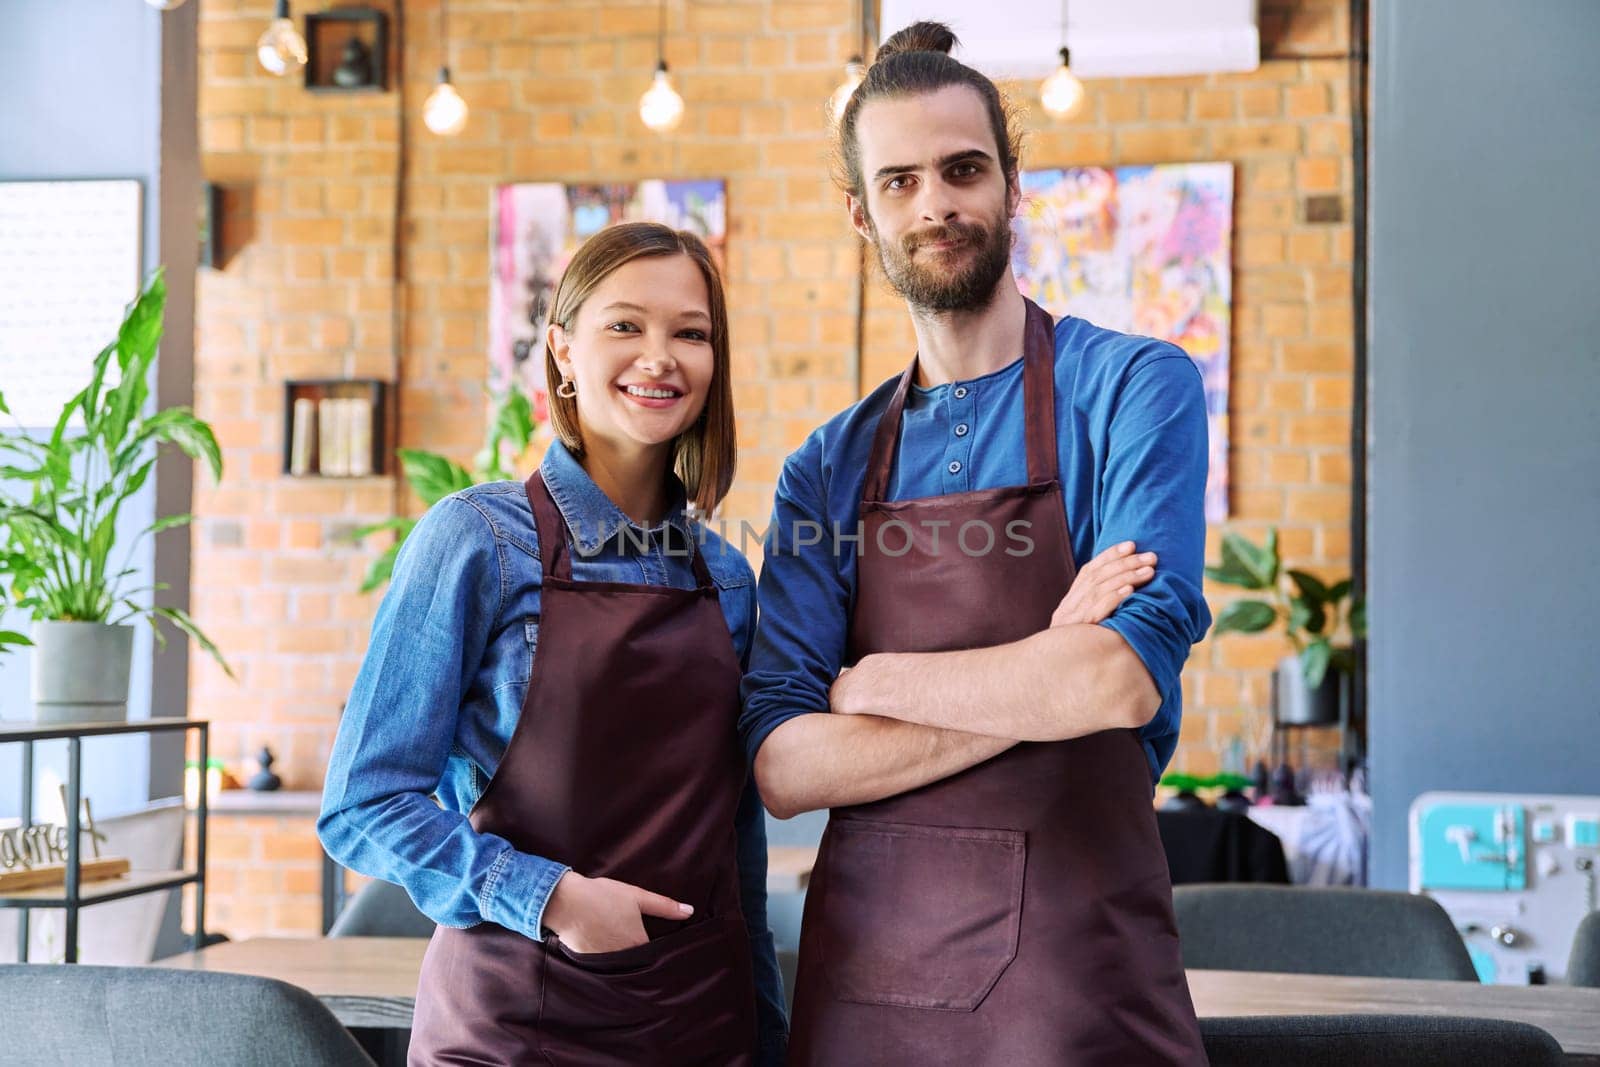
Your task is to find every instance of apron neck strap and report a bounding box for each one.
[863,297,1059,502]
[524,470,715,588]
[527,471,574,582]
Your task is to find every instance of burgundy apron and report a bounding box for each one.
[408,471,757,1066]
[787,299,1207,1066]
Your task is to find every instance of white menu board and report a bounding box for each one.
[0,180,143,428]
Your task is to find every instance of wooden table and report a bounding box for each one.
[766,845,816,893]
[160,937,1600,1058]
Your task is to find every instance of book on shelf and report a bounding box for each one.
[317,397,349,476]
[346,395,373,476]
[290,396,317,475]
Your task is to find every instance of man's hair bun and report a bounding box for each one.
[874,21,958,63]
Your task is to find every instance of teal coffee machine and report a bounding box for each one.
[1411,791,1600,984]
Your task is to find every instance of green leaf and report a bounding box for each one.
[492,389,535,451]
[146,409,224,483]
[0,391,8,416]
[399,449,474,506]
[1288,569,1330,606]
[345,517,413,543]
[0,506,77,552]
[0,630,32,653]
[1218,530,1277,590]
[151,605,235,680]
[117,269,166,376]
[1203,562,1258,588]
[358,542,401,594]
[48,383,92,454]
[1349,598,1367,640]
[1289,594,1327,635]
[1301,638,1333,689]
[1211,599,1277,636]
[80,342,117,434]
[1328,579,1353,603]
[144,513,193,536]
[117,457,158,504]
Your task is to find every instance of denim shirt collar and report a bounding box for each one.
[539,438,694,558]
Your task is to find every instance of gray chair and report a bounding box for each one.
[1568,909,1600,987]
[1200,1014,1563,1066]
[1174,884,1479,980]
[328,878,436,939]
[0,964,375,1067]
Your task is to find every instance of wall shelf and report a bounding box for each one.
[303,8,389,95]
[282,379,392,479]
[0,717,210,963]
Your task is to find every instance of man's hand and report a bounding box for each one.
[1050,541,1157,628]
[541,870,693,953]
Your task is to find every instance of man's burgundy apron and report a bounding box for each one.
[409,471,757,1066]
[787,299,1207,1066]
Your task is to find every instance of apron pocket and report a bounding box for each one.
[819,818,1025,1012]
[537,915,755,1061]
[547,917,709,976]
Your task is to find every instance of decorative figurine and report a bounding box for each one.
[332,36,374,89]
[248,746,283,792]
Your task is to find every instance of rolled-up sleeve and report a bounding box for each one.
[1094,352,1214,776]
[318,494,569,939]
[738,441,851,766]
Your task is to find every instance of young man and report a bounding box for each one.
[740,21,1212,1066]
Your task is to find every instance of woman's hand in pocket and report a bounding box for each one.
[542,871,693,954]
[1049,541,1157,628]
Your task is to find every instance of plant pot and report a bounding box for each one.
[29,621,135,723]
[1273,653,1345,727]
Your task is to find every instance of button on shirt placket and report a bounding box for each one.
[945,383,975,492]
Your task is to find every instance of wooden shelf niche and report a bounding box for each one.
[283,379,391,479]
[303,7,389,94]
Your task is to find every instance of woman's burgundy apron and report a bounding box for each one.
[787,299,1207,1066]
[408,471,756,1066]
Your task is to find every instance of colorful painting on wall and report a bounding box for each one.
[489,179,728,406]
[1012,162,1234,521]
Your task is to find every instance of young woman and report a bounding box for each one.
[319,222,786,1065]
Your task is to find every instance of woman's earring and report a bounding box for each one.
[556,379,577,399]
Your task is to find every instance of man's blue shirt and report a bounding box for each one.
[741,315,1213,782]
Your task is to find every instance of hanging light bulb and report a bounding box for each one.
[423,0,469,136]
[829,56,866,124]
[425,68,470,136]
[257,0,307,77]
[144,0,190,10]
[639,0,684,134]
[1040,47,1085,119]
[640,61,685,133]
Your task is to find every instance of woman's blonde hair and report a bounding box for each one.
[543,222,736,516]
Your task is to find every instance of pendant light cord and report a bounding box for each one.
[657,0,666,67]
[440,0,450,75]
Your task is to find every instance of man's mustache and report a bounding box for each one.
[903,221,988,255]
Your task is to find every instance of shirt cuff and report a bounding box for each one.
[1098,614,1179,709]
[479,847,570,941]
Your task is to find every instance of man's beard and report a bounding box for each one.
[872,210,1014,313]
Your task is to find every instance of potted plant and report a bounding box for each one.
[0,269,232,722]
[348,384,539,592]
[1205,527,1366,726]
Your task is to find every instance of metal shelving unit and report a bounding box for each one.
[1,717,208,963]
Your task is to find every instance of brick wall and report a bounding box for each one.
[191,0,1354,937]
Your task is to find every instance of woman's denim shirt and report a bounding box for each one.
[319,439,786,1060]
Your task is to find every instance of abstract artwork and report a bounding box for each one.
[489,180,727,404]
[1011,163,1233,521]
